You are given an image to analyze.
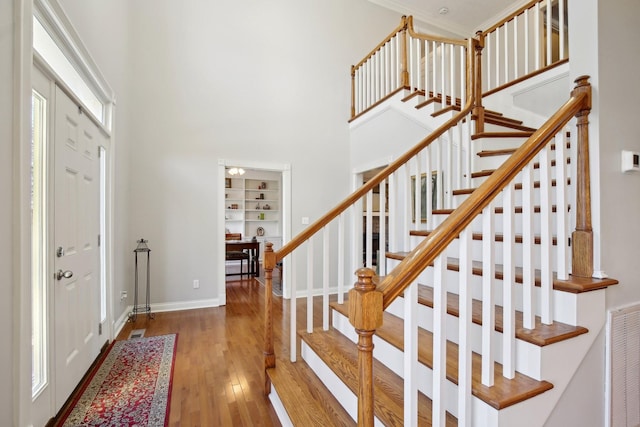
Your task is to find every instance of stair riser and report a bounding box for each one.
[300,341,362,425]
[385,258,578,323]
[471,166,571,189]
[472,137,529,153]
[384,299,545,379]
[429,210,565,237]
[300,340,384,426]
[453,188,567,210]
[408,235,561,273]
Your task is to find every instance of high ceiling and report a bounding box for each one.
[369,0,531,37]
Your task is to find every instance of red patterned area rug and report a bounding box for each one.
[59,334,177,427]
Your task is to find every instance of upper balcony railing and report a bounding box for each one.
[350,0,569,123]
[480,0,569,95]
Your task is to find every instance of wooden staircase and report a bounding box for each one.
[262,9,617,426]
[264,89,617,425]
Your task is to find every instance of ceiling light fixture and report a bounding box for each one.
[228,167,245,176]
[439,6,449,15]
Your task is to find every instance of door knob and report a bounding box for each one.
[56,270,73,280]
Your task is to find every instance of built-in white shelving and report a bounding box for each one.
[225,174,282,258]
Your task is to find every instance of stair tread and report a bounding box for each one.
[384,253,618,293]
[478,141,569,158]
[471,131,535,140]
[476,116,538,132]
[329,303,554,409]
[267,360,356,426]
[300,328,458,426]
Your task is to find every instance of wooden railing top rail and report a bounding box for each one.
[275,41,475,264]
[406,16,467,46]
[352,16,408,71]
[481,0,544,36]
[378,76,591,308]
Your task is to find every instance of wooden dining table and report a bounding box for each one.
[225,240,259,277]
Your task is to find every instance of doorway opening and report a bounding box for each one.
[218,160,291,304]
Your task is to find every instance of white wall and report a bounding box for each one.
[597,0,640,309]
[1,0,14,424]
[58,0,401,309]
[546,0,640,425]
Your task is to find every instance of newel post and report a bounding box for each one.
[400,16,409,88]
[351,65,356,119]
[348,268,383,427]
[571,76,593,278]
[263,242,276,395]
[472,31,485,133]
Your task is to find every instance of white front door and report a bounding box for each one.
[53,86,102,411]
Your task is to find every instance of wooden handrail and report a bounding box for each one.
[352,16,408,71]
[272,39,476,267]
[378,76,592,308]
[406,16,467,46]
[481,0,542,36]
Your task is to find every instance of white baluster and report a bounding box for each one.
[559,0,566,59]
[524,8,530,75]
[458,227,472,427]
[482,203,495,386]
[404,165,411,250]
[449,43,455,105]
[440,42,446,104]
[495,25,501,88]
[445,128,453,209]
[307,239,313,334]
[404,280,418,427]
[424,40,430,96]
[394,35,399,88]
[513,15,522,79]
[323,226,330,331]
[460,45,466,104]
[540,143,553,324]
[388,172,397,253]
[414,156,422,231]
[486,32,493,91]
[535,2,541,70]
[290,251,297,362]
[432,254,447,427]
[431,40,437,97]
[522,164,535,330]
[410,37,416,90]
[434,138,442,210]
[366,190,373,267]
[338,213,345,304]
[425,146,433,225]
[502,184,516,379]
[556,131,569,280]
[373,53,379,103]
[546,0,552,66]
[378,179,387,276]
[504,22,509,84]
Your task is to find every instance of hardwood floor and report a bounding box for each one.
[117,276,291,426]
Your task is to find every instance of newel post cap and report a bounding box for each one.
[348,268,383,331]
